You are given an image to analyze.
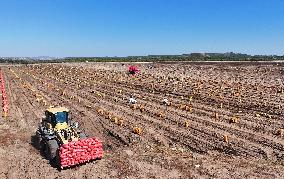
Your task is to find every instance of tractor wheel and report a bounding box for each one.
[79,133,87,139]
[35,130,43,149]
[44,139,59,163]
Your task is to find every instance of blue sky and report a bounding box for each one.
[0,0,283,57]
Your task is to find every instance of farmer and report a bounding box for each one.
[163,98,170,106]
[129,95,137,104]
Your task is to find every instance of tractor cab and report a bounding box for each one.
[45,107,69,130]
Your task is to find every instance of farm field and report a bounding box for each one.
[1,62,284,178]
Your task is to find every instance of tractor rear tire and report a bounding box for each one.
[35,130,43,149]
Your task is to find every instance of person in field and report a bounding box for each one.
[129,95,137,104]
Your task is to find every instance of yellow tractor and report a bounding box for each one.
[35,107,103,169]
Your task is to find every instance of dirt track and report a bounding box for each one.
[1,62,284,178]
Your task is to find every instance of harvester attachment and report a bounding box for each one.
[59,137,103,168]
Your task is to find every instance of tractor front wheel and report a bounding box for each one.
[44,139,60,167]
[79,133,87,139]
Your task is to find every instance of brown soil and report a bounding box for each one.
[1,62,284,178]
